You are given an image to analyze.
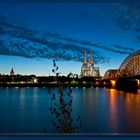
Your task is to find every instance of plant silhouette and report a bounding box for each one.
[48,60,82,133]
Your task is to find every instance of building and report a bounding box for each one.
[10,68,14,76]
[31,77,38,83]
[81,50,100,77]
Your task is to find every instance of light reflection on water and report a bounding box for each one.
[0,87,140,133]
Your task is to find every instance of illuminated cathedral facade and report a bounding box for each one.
[81,50,100,77]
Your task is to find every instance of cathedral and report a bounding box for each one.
[81,50,100,77]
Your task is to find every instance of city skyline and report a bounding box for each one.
[0,3,139,76]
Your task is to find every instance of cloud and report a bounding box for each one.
[113,45,135,52]
[84,3,140,49]
[116,15,132,31]
[0,15,134,64]
[86,2,140,32]
[112,3,140,32]
[0,17,110,64]
[43,31,134,54]
[133,28,140,33]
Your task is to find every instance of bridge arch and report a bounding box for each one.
[103,69,118,80]
[117,50,140,77]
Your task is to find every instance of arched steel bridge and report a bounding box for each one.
[104,50,140,79]
[103,69,118,80]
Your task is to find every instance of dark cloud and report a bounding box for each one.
[0,37,109,64]
[113,3,140,32]
[114,45,135,52]
[116,15,132,31]
[133,28,140,33]
[43,31,134,54]
[0,15,134,64]
[86,3,140,32]
[0,16,134,55]
[0,17,109,64]
[85,3,140,48]
[115,3,140,43]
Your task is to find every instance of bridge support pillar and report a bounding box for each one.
[110,80,116,88]
[116,78,138,93]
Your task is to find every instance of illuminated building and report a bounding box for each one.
[81,50,100,77]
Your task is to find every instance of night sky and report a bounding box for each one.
[0,2,139,76]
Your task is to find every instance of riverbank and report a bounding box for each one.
[0,83,111,88]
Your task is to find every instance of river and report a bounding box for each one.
[0,87,140,134]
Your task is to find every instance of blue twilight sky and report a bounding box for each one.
[0,2,140,76]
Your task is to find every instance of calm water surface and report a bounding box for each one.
[0,87,140,133]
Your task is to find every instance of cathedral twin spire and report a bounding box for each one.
[83,50,93,64]
[81,50,94,77]
[89,51,94,65]
[84,50,87,64]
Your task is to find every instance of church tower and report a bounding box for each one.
[81,50,88,76]
[89,51,94,76]
[10,68,14,76]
